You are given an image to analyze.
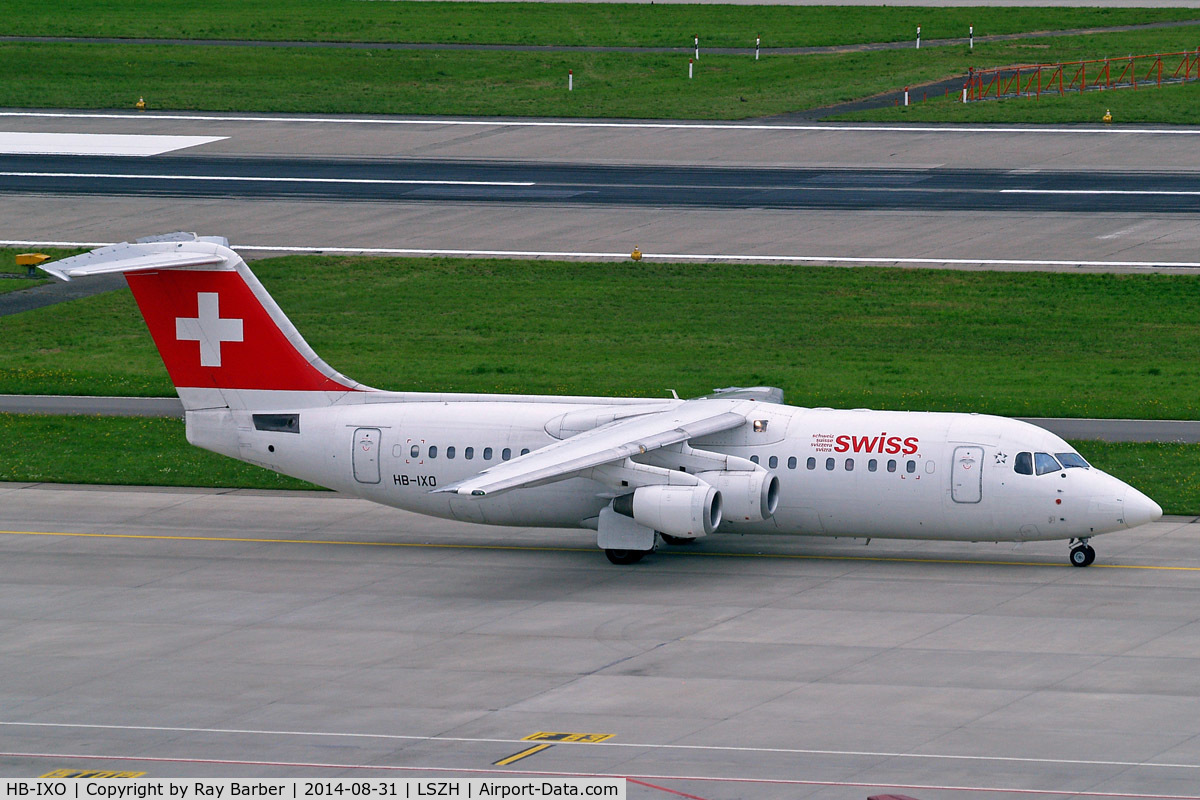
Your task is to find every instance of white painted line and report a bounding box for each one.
[2,238,1199,270]
[0,132,226,156]
[0,171,534,187]
[2,749,1199,799]
[3,721,1200,773]
[1004,189,1200,196]
[1,110,1199,136]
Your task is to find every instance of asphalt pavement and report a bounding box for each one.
[4,154,1200,213]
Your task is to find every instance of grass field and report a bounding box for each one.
[2,2,1195,48]
[3,251,1200,420]
[0,414,1190,512]
[5,24,1200,120]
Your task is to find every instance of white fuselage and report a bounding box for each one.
[186,395,1158,545]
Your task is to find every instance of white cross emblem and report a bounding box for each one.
[175,292,244,367]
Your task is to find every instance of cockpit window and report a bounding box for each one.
[1055,452,1090,469]
[1034,452,1062,475]
[1015,452,1033,475]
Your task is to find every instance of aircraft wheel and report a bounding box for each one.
[605,548,647,565]
[660,534,696,546]
[1070,544,1096,568]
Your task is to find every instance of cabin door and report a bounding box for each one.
[353,427,381,484]
[951,445,983,504]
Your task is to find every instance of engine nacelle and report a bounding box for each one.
[613,484,722,539]
[696,469,779,522]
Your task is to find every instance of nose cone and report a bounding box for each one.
[1123,486,1162,529]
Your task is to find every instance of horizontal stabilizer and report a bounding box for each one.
[38,235,231,281]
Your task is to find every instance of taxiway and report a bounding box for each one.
[2,482,1200,799]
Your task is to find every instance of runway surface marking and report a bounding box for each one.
[1003,189,1200,196]
[2,527,1196,570]
[0,133,226,157]
[492,743,554,766]
[4,111,1200,136]
[2,750,1199,799]
[0,171,535,187]
[6,721,1200,773]
[6,239,1200,271]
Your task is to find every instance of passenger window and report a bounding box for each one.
[925,460,935,474]
[410,445,419,458]
[483,447,493,460]
[887,459,897,473]
[906,460,916,474]
[1015,452,1033,475]
[788,456,797,470]
[750,455,760,464]
[1056,452,1090,469]
[502,448,512,461]
[868,458,877,472]
[465,447,474,460]
[521,448,530,456]
[843,458,852,471]
[1035,452,1061,475]
[806,457,816,470]
[446,446,455,460]
[429,446,438,459]
[769,455,778,469]
[825,458,835,471]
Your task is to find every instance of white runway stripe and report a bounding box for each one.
[0,132,226,156]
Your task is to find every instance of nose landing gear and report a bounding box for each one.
[1069,538,1096,567]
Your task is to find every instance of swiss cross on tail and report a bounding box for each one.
[175,292,244,367]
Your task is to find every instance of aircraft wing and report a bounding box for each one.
[435,399,748,496]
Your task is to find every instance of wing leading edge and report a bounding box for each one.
[435,399,749,496]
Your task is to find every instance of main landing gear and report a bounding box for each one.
[604,549,648,565]
[1069,538,1096,567]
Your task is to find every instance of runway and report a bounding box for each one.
[2,481,1200,798]
[3,112,1200,271]
[5,154,1200,213]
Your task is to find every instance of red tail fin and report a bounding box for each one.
[42,233,367,408]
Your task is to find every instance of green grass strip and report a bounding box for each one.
[4,25,1200,119]
[0,414,1188,513]
[4,252,1200,420]
[1,2,1195,48]
[0,414,316,490]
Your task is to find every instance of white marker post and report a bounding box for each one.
[694,35,699,60]
[969,25,974,50]
[568,69,573,91]
[904,86,910,106]
[689,58,694,79]
[916,25,921,49]
[755,36,760,61]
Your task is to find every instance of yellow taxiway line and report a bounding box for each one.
[0,528,1195,571]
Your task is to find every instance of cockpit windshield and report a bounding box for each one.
[1055,452,1090,469]
[1034,452,1062,475]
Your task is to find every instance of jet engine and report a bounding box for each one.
[697,469,779,522]
[613,484,722,539]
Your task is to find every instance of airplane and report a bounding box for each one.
[40,233,1162,567]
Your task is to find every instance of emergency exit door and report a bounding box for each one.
[951,445,983,503]
[353,427,381,484]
